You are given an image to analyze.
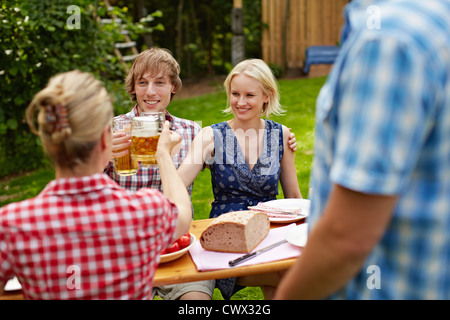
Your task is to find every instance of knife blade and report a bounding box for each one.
[228,239,288,267]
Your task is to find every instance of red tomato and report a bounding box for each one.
[177,235,191,249]
[167,241,180,253]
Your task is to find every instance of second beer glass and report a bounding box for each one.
[131,112,164,167]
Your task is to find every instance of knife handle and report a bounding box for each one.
[229,252,257,267]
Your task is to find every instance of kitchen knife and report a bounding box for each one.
[228,239,288,267]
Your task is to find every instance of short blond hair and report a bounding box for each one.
[125,47,182,101]
[26,70,114,168]
[223,59,284,118]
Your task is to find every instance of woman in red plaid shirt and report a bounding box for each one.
[0,70,192,299]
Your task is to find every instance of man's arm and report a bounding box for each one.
[275,184,397,299]
[280,126,302,198]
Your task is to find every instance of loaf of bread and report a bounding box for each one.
[200,211,270,253]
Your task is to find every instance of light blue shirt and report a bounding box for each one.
[310,0,450,299]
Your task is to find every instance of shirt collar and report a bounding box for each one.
[341,0,390,44]
[40,173,120,196]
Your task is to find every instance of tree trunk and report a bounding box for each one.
[189,0,204,52]
[176,0,184,64]
[206,8,213,75]
[282,0,291,73]
[231,1,245,66]
[134,0,153,50]
[184,14,191,78]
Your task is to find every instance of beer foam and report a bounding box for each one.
[133,128,159,137]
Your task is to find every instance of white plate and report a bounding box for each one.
[286,223,308,247]
[160,233,196,264]
[4,276,22,291]
[260,198,310,223]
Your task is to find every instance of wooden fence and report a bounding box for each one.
[262,0,349,73]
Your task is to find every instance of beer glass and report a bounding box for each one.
[112,115,139,176]
[131,112,164,167]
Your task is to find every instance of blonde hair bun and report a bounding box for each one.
[26,70,114,168]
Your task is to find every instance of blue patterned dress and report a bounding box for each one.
[208,120,284,299]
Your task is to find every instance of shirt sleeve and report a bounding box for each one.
[329,34,436,195]
[0,226,13,284]
[138,189,179,249]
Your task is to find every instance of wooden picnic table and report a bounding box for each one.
[154,218,303,287]
[0,217,304,300]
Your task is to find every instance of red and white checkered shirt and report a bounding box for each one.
[0,173,178,299]
[104,107,201,194]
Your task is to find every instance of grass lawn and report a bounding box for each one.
[0,75,327,300]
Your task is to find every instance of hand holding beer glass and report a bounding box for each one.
[112,115,139,176]
[157,120,182,158]
[131,112,164,167]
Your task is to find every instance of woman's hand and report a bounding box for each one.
[157,121,182,157]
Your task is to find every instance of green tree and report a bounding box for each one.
[139,0,263,78]
[0,0,161,177]
[0,0,263,177]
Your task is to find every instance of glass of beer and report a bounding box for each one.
[112,115,139,175]
[131,112,164,167]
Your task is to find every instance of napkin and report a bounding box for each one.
[189,223,302,271]
[4,276,22,291]
[249,202,303,219]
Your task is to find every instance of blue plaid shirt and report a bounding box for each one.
[104,106,201,195]
[310,0,450,299]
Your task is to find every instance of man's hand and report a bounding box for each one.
[111,131,131,158]
[288,129,298,152]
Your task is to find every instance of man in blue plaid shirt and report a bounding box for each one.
[276,0,450,299]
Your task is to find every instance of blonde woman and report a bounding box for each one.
[177,59,302,299]
[0,70,191,299]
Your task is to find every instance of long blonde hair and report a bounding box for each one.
[26,70,114,168]
[223,59,285,118]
